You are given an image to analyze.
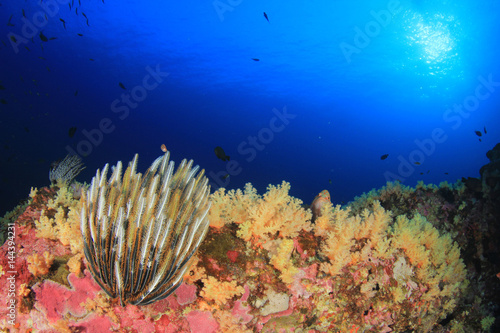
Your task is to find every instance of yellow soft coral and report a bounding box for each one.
[240,182,311,242]
[27,251,55,277]
[314,199,466,325]
[391,213,466,312]
[34,185,83,254]
[269,239,299,285]
[200,276,244,306]
[316,201,396,276]
[67,253,83,277]
[209,183,258,228]
[209,181,312,245]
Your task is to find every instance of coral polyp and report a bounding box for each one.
[80,152,211,306]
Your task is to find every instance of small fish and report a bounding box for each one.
[119,82,126,90]
[85,19,89,26]
[263,12,269,22]
[9,35,17,43]
[444,172,449,175]
[39,31,48,42]
[161,144,167,152]
[474,130,482,137]
[60,18,66,29]
[82,12,88,19]
[252,58,260,61]
[76,8,78,15]
[25,46,30,51]
[89,58,94,61]
[328,179,332,184]
[426,170,430,174]
[222,173,230,180]
[311,190,331,222]
[214,146,230,161]
[420,172,424,175]
[414,161,421,165]
[24,127,29,133]
[484,126,487,134]
[49,37,57,40]
[74,90,78,96]
[0,98,7,104]
[7,14,14,27]
[68,126,77,138]
[380,154,389,160]
[77,33,83,36]
[479,138,482,142]
[39,56,45,60]
[22,9,26,18]
[0,84,5,90]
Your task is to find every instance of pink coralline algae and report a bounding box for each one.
[32,271,101,323]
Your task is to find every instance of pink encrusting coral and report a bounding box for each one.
[0,157,499,332]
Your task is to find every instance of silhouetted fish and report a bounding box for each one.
[263,12,269,22]
[484,126,487,134]
[60,18,66,29]
[475,130,482,137]
[82,12,89,26]
[214,146,230,161]
[39,31,48,42]
[252,58,260,61]
[68,126,77,138]
[7,14,14,27]
[119,82,126,90]
[380,154,389,160]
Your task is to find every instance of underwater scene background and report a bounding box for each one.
[1,1,500,332]
[1,0,500,216]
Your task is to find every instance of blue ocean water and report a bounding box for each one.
[1,0,499,216]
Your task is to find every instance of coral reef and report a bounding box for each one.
[0,145,499,332]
